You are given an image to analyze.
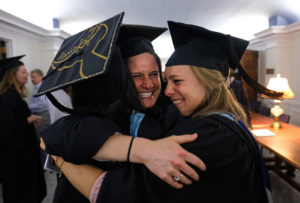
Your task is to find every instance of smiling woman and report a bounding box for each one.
[156,20,279,202]
[164,65,206,117]
[127,52,161,109]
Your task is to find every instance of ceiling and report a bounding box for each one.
[1,0,300,58]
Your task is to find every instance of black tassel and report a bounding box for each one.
[46,92,74,114]
[228,36,283,99]
[236,64,283,99]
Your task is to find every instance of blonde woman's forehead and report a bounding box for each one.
[165,65,192,77]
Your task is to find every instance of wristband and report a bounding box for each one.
[127,136,135,162]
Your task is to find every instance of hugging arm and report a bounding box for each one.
[41,113,206,188]
[46,133,206,202]
[41,133,206,189]
[93,133,206,188]
[51,155,101,199]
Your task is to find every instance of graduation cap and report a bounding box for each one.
[37,12,124,97]
[117,24,167,58]
[35,13,125,114]
[0,55,25,81]
[166,21,282,98]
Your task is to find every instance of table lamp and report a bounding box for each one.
[266,74,294,129]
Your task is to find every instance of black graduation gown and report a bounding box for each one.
[42,114,121,203]
[136,106,171,140]
[97,114,268,203]
[0,88,46,203]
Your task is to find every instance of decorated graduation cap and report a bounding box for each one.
[117,24,167,58]
[166,21,282,98]
[36,12,125,113]
[37,12,124,97]
[0,55,25,81]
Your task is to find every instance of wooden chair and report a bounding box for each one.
[279,114,291,123]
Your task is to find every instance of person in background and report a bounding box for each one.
[29,69,51,165]
[0,55,46,203]
[29,69,51,138]
[227,68,251,126]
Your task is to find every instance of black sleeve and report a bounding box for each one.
[42,115,120,163]
[0,90,17,128]
[179,118,247,171]
[98,163,178,203]
[0,89,30,128]
[0,90,30,145]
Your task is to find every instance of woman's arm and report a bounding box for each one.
[92,133,206,188]
[49,134,203,203]
[41,133,206,189]
[27,114,43,125]
[52,155,102,199]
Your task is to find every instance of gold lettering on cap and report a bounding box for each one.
[51,22,109,78]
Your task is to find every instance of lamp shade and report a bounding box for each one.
[267,74,294,99]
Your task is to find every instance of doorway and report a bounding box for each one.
[0,40,7,59]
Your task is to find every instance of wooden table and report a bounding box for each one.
[250,112,300,191]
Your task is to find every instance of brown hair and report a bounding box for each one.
[0,66,28,98]
[190,66,248,126]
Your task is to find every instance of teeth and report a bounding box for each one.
[139,92,152,98]
[173,100,182,104]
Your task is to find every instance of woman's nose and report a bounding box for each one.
[142,77,153,89]
[164,83,174,96]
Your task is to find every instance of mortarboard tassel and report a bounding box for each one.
[46,92,74,114]
[228,36,283,99]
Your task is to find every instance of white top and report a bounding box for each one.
[47,89,73,124]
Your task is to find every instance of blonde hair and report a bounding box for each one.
[190,66,248,125]
[0,66,28,98]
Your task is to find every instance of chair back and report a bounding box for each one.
[258,106,270,117]
[279,114,290,123]
[249,100,261,112]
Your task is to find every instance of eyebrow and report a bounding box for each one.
[131,72,142,74]
[150,71,159,74]
[131,71,159,75]
[167,75,178,79]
